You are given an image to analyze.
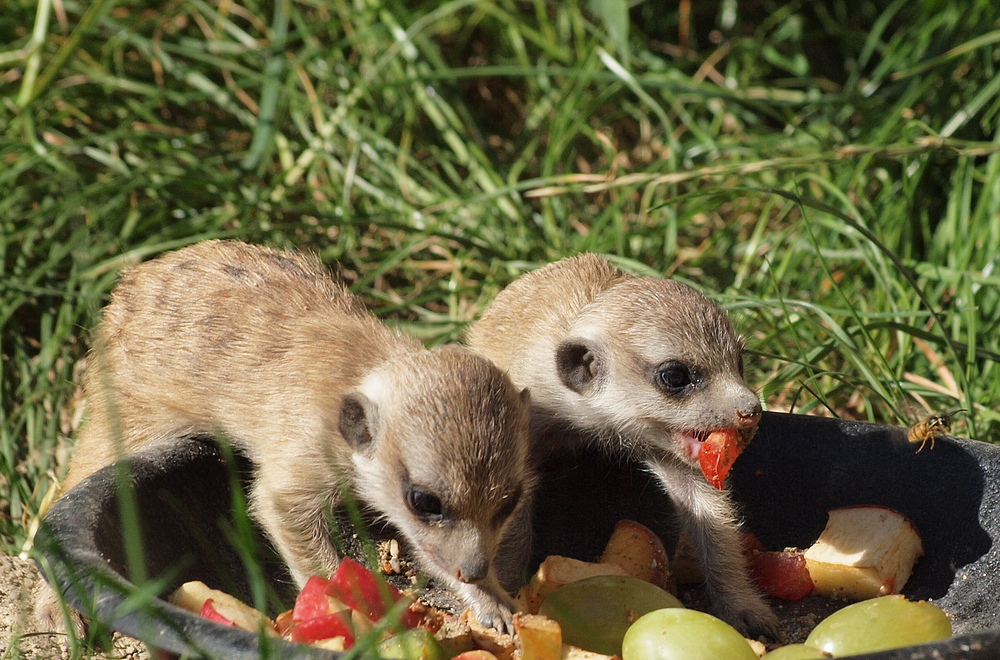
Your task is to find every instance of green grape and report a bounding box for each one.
[378,628,447,660]
[761,643,829,659]
[805,595,951,656]
[537,575,683,655]
[622,608,758,660]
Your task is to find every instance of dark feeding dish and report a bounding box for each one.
[36,412,1000,659]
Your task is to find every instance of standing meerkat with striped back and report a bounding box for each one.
[38,240,535,633]
[466,254,776,637]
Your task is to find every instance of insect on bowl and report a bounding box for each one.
[35,412,1000,659]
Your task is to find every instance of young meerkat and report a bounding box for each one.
[466,254,777,637]
[39,240,535,633]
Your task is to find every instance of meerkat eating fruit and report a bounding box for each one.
[466,254,776,636]
[38,240,535,633]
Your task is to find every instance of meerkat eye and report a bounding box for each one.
[656,361,697,392]
[405,485,444,521]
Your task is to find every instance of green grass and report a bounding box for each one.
[2,0,1000,653]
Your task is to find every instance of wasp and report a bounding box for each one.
[908,409,966,453]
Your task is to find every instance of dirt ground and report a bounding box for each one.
[0,554,146,660]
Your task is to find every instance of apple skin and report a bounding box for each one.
[200,599,236,627]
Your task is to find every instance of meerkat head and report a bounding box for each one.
[339,345,534,586]
[553,277,761,464]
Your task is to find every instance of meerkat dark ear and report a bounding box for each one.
[519,387,531,403]
[556,338,602,393]
[340,392,375,450]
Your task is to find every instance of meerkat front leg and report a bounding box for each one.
[250,472,343,588]
[645,454,778,638]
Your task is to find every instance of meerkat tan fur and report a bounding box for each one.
[466,254,776,636]
[39,240,535,632]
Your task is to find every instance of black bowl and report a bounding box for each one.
[36,412,1000,659]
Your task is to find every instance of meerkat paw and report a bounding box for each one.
[34,582,87,637]
[459,583,517,635]
[716,593,780,639]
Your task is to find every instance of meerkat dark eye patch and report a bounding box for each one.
[405,485,445,522]
[654,360,700,393]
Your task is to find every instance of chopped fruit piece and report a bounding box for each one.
[168,581,278,636]
[200,599,236,627]
[327,557,405,622]
[599,520,675,592]
[289,612,356,646]
[698,428,746,489]
[452,651,500,660]
[514,614,562,660]
[803,506,924,600]
[747,549,815,601]
[293,575,348,622]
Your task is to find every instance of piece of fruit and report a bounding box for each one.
[168,581,278,636]
[538,574,683,656]
[451,652,500,660]
[200,599,236,627]
[433,615,475,657]
[698,428,746,489]
[748,549,815,601]
[805,595,951,656]
[621,608,757,660]
[760,643,829,659]
[598,520,674,592]
[379,628,448,660]
[803,506,924,600]
[293,575,349,622]
[514,613,562,660]
[518,555,630,614]
[328,557,406,622]
[561,647,619,660]
[326,557,428,630]
[289,612,357,646]
[274,609,294,636]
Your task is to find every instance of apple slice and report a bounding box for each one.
[293,575,349,622]
[698,428,747,489]
[327,557,405,622]
[200,599,236,627]
[803,506,924,600]
[289,612,357,646]
[514,613,562,660]
[747,549,815,601]
[169,580,278,636]
[598,519,674,592]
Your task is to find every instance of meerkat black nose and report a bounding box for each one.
[456,557,489,584]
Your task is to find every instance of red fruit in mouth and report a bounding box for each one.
[698,428,747,489]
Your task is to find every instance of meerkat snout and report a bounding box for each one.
[457,557,490,583]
